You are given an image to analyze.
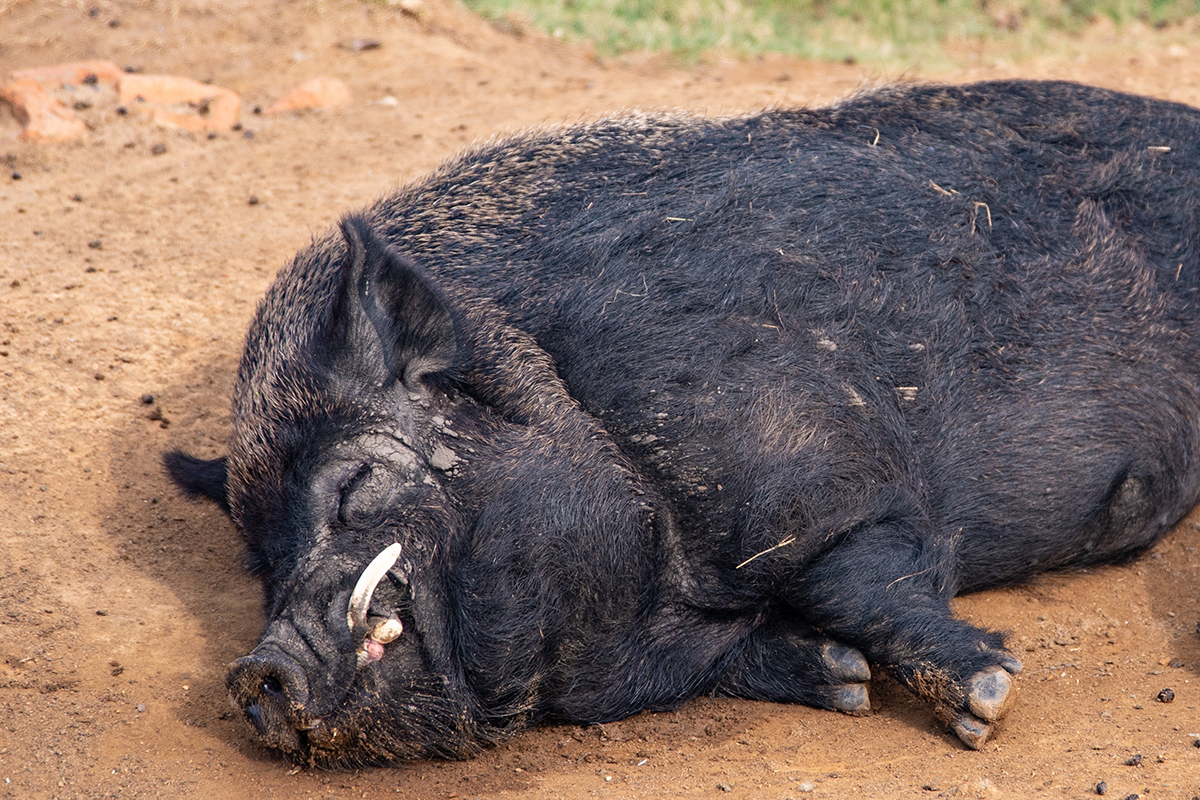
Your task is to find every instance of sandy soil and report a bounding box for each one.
[3,2,1200,798]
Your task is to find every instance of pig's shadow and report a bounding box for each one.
[102,351,289,765]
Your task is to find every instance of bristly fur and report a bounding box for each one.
[168,80,1200,764]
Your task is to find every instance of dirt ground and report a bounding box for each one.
[3,1,1200,798]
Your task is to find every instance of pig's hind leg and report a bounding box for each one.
[717,615,872,714]
[785,520,1022,749]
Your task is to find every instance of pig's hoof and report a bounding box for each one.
[950,713,992,750]
[822,642,871,714]
[996,653,1023,675]
[966,665,1016,722]
[949,664,1018,749]
[829,682,871,714]
[822,642,871,682]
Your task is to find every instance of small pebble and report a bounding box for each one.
[248,196,259,205]
[11,172,21,180]
[1124,753,1143,767]
[88,239,102,249]
[717,783,732,793]
[140,393,154,405]
[1157,688,1175,703]
[1096,781,1108,795]
[343,37,382,51]
[150,143,167,155]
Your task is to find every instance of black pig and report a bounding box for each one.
[168,80,1200,765]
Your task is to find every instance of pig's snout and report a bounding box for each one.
[227,648,313,750]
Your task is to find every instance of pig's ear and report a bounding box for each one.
[164,451,231,515]
[335,215,463,391]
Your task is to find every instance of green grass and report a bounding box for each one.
[459,0,1200,66]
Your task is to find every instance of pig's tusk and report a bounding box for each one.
[347,543,403,634]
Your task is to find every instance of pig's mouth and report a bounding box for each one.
[278,672,389,765]
[228,543,418,764]
[229,636,412,766]
[229,542,485,764]
[347,542,407,667]
[247,660,474,767]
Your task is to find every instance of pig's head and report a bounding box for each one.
[166,216,506,764]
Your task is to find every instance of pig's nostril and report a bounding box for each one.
[245,702,268,735]
[227,649,311,712]
[261,674,284,697]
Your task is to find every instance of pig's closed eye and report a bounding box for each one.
[336,465,372,525]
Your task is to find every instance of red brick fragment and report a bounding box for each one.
[0,78,89,142]
[264,76,352,114]
[117,74,240,132]
[12,59,125,89]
